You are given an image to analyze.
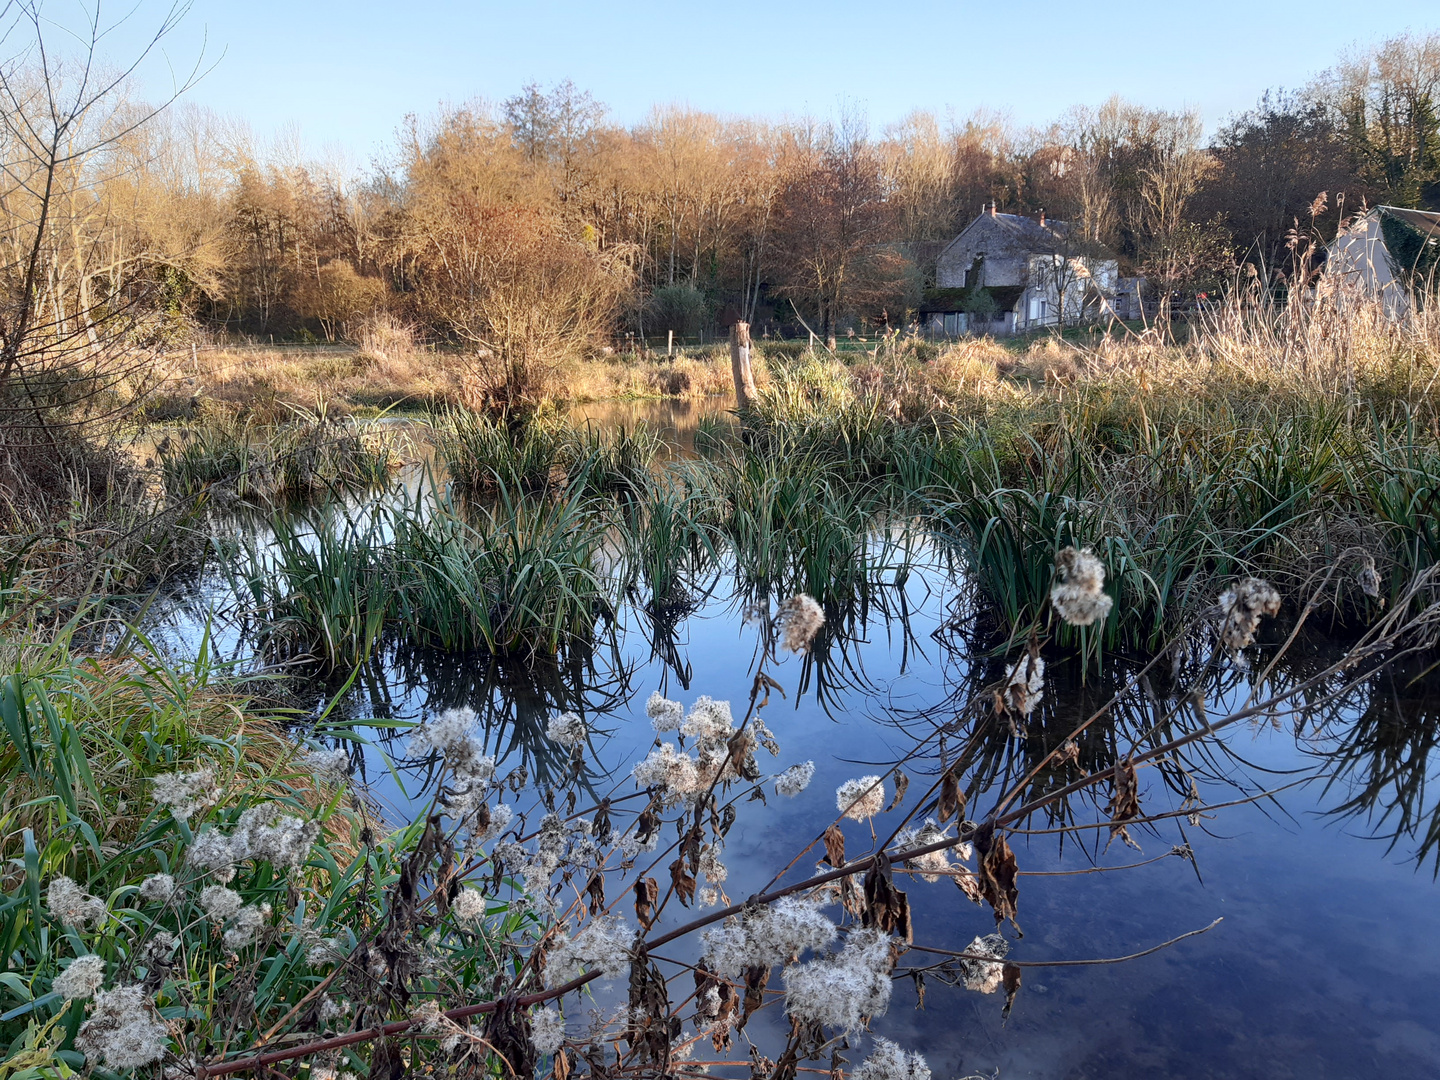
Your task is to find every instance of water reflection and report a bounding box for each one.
[136,453,1440,1077]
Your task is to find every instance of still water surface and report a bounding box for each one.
[144,415,1440,1079]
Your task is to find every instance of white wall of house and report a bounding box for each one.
[1329,210,1411,319]
[1017,255,1119,330]
[935,212,1119,334]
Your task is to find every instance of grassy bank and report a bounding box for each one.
[0,630,525,1077]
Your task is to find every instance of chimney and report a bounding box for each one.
[989,202,997,218]
[1038,208,1046,227]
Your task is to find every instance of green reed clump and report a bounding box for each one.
[737,360,1440,647]
[433,410,572,493]
[435,410,663,500]
[565,422,663,499]
[159,410,403,502]
[230,486,615,668]
[390,488,614,656]
[231,509,392,670]
[621,471,722,613]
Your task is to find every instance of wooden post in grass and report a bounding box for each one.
[730,320,757,412]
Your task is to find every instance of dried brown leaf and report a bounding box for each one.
[1002,962,1022,1021]
[937,765,965,824]
[976,824,1021,935]
[738,964,770,1030]
[634,877,659,930]
[953,868,983,905]
[886,769,909,812]
[822,824,846,868]
[670,857,697,907]
[584,872,605,918]
[1106,755,1142,852]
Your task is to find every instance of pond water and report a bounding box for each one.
[142,426,1440,1080]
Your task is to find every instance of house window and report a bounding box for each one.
[965,254,985,289]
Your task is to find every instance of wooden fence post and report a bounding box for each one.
[730,321,757,411]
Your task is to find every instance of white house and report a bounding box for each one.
[1327,205,1440,318]
[921,205,1120,335]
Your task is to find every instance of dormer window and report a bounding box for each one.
[965,254,985,289]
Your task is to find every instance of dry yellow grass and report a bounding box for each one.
[146,341,466,422]
[148,339,767,419]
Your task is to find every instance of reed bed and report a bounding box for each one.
[231,487,615,669]
[433,410,662,498]
[158,407,406,502]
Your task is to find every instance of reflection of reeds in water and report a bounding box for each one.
[325,639,636,800]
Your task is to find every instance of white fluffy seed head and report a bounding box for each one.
[1003,654,1045,717]
[74,985,169,1070]
[222,903,271,950]
[452,887,486,922]
[893,819,957,883]
[855,1038,931,1080]
[775,761,815,797]
[53,953,106,999]
[546,711,587,747]
[836,776,886,821]
[303,747,351,783]
[701,895,838,976]
[410,707,495,783]
[544,916,635,987]
[646,691,684,732]
[46,877,105,929]
[681,696,735,746]
[958,933,1009,993]
[137,874,176,903]
[530,1005,566,1055]
[782,926,896,1031]
[776,593,826,653]
[632,742,700,795]
[150,768,219,821]
[1217,578,1282,651]
[1050,546,1114,627]
[200,885,242,921]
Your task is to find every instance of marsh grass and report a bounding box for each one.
[231,485,616,669]
[158,407,405,502]
[434,411,662,499]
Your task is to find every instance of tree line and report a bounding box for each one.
[6,25,1440,414]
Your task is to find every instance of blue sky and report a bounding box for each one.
[92,0,1440,161]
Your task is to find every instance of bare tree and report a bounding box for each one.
[0,0,205,435]
[772,117,902,347]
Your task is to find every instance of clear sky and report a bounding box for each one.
[90,0,1440,161]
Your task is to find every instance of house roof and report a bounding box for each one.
[939,211,1076,261]
[1377,205,1440,238]
[919,285,1024,313]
